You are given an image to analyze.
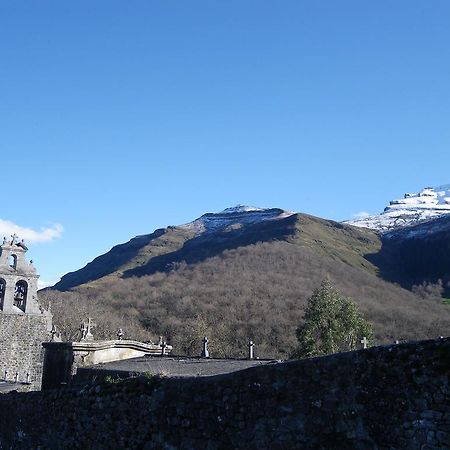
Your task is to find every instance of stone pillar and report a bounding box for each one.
[248,340,254,360]
[2,282,15,313]
[201,337,209,358]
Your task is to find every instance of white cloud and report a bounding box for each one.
[38,279,56,290]
[0,219,63,243]
[353,211,371,220]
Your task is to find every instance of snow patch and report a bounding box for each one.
[345,185,450,232]
[179,205,295,235]
[220,205,266,214]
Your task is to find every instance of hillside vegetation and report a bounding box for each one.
[372,215,450,291]
[41,214,450,359]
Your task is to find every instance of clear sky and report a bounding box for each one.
[1,1,449,285]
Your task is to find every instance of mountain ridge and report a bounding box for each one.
[53,206,295,290]
[43,206,450,357]
[178,205,294,235]
[52,201,450,292]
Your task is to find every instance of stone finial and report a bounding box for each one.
[201,336,209,358]
[80,322,88,341]
[10,233,18,245]
[17,239,28,250]
[116,328,124,340]
[248,340,254,360]
[50,325,61,342]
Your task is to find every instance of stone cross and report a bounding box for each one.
[85,317,96,341]
[360,337,368,349]
[80,318,96,341]
[248,340,254,360]
[201,336,209,358]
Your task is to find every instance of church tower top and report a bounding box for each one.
[0,235,42,314]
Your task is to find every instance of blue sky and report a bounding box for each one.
[1,1,449,285]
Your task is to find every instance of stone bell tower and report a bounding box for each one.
[0,234,52,389]
[0,234,41,314]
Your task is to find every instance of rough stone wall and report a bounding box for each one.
[0,314,50,389]
[0,337,448,450]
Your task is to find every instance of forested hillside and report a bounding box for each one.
[41,213,450,358]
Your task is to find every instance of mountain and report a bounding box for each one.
[346,185,450,232]
[370,214,450,288]
[179,205,295,235]
[53,206,294,291]
[45,205,450,358]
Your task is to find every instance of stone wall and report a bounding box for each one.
[0,313,50,389]
[0,337,449,449]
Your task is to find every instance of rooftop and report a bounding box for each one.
[75,355,281,382]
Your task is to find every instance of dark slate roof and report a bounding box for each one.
[0,381,24,393]
[78,355,281,378]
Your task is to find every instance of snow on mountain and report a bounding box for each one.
[220,205,266,214]
[179,205,295,235]
[346,185,450,232]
